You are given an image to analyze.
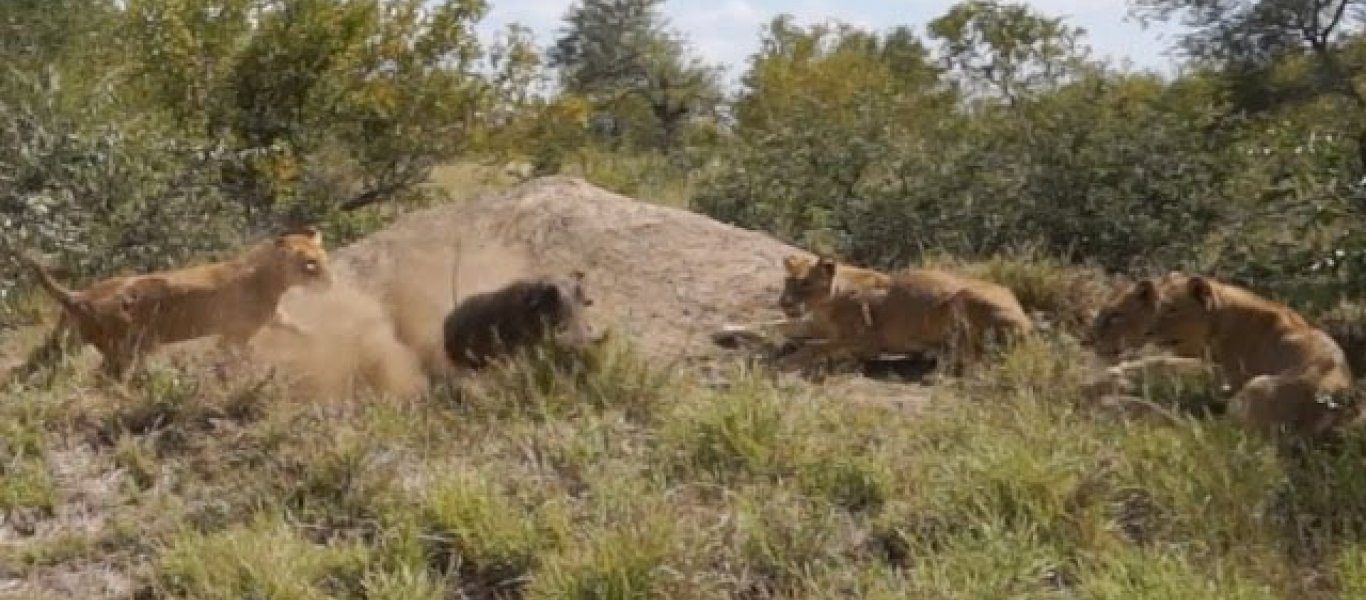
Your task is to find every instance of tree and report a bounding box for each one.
[470,23,596,174]
[734,16,945,133]
[928,0,1089,106]
[700,8,1239,273]
[1130,0,1363,65]
[548,0,721,151]
[0,0,126,114]
[123,0,490,224]
[1129,0,1366,167]
[696,19,951,261]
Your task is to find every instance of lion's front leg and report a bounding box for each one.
[1085,356,1211,399]
[711,316,821,349]
[211,331,258,382]
[266,308,311,337]
[773,334,881,377]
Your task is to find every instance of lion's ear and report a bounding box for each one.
[782,255,803,276]
[1188,276,1215,308]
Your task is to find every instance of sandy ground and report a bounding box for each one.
[249,176,850,398]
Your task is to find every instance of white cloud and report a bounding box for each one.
[666,1,765,64]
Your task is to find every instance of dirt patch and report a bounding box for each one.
[259,176,818,393]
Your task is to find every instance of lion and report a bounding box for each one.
[776,254,891,318]
[1079,273,1213,400]
[711,254,894,352]
[1086,276,1175,363]
[769,256,1034,374]
[18,228,332,379]
[1143,275,1361,437]
[442,270,598,370]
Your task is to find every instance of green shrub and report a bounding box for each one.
[152,514,371,600]
[527,514,678,600]
[418,472,549,591]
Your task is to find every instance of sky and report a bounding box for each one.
[476,1,1189,85]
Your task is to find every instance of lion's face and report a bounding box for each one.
[778,255,836,318]
[1145,276,1218,357]
[1085,278,1165,363]
[274,228,332,290]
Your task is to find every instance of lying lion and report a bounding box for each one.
[1081,274,1212,398]
[713,254,894,349]
[1143,275,1360,437]
[1084,272,1360,436]
[18,228,332,379]
[752,255,1033,374]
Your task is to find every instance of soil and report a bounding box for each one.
[251,176,829,397]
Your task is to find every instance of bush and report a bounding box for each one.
[153,514,371,600]
[695,69,1233,274]
[0,72,246,295]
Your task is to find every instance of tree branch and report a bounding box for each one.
[339,183,405,211]
[339,159,432,211]
[1324,0,1351,43]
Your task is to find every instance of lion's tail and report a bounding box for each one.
[18,254,85,317]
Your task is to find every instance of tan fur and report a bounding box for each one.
[1085,273,1188,363]
[1079,273,1210,402]
[778,254,891,318]
[774,256,1033,373]
[1145,275,1360,437]
[711,255,897,347]
[20,229,332,379]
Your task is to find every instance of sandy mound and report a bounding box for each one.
[254,176,805,396]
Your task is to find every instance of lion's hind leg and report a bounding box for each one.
[1229,373,1357,440]
[10,313,83,384]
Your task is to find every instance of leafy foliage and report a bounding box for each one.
[1,0,498,304]
[694,1,1366,313]
[929,0,1090,104]
[124,0,490,222]
[0,70,246,302]
[549,0,723,151]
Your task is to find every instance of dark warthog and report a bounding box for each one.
[442,270,596,369]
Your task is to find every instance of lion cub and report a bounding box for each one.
[711,255,893,350]
[20,228,332,379]
[1143,275,1360,437]
[772,255,1033,373]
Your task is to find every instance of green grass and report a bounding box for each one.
[921,248,1116,335]
[556,148,699,208]
[6,289,1366,599]
[0,387,60,516]
[424,154,698,210]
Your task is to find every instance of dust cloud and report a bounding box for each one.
[238,175,811,398]
[250,225,533,399]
